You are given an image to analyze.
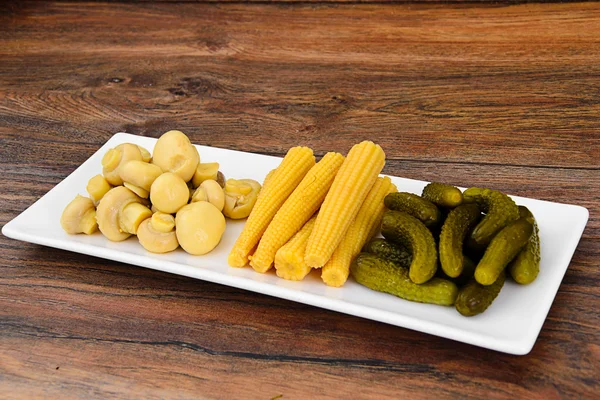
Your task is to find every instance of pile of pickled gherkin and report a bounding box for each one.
[351,183,541,316]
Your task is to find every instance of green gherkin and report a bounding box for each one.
[475,217,533,285]
[363,238,412,268]
[384,192,441,228]
[351,253,458,306]
[422,182,463,208]
[455,272,506,316]
[463,187,520,249]
[439,203,481,278]
[509,206,541,284]
[381,210,438,284]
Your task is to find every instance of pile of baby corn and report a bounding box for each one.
[228,141,397,287]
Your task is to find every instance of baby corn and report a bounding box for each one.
[305,141,385,268]
[250,152,345,273]
[321,177,397,287]
[228,147,315,267]
[274,216,317,281]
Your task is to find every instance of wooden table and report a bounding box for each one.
[1,1,598,398]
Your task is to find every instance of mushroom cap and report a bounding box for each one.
[137,218,179,254]
[96,186,142,241]
[176,201,226,255]
[150,172,189,214]
[151,130,199,182]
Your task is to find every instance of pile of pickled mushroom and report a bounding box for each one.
[60,130,261,255]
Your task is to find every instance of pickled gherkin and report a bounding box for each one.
[509,206,541,284]
[439,204,481,278]
[455,272,505,316]
[475,217,533,285]
[363,238,412,268]
[422,182,463,208]
[381,211,438,284]
[384,192,441,228]
[351,253,458,306]
[463,187,520,248]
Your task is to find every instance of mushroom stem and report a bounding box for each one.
[124,182,150,199]
[119,202,152,234]
[80,209,98,234]
[102,148,121,171]
[87,175,112,204]
[151,212,175,233]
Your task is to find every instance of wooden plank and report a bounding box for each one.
[1,1,598,398]
[1,2,599,168]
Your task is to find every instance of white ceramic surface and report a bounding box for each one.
[2,133,589,355]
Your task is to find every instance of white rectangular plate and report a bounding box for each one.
[2,133,589,355]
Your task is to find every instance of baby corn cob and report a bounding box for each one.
[274,216,317,281]
[228,147,315,267]
[263,168,277,187]
[250,152,345,273]
[305,141,385,268]
[321,177,397,287]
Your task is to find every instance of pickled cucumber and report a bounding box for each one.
[384,192,441,228]
[455,272,505,316]
[474,217,533,285]
[363,238,412,268]
[381,210,438,284]
[351,253,458,306]
[439,204,481,278]
[509,206,541,284]
[463,187,520,248]
[422,182,463,208]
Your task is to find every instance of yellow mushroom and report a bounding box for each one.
[60,195,98,235]
[223,179,261,219]
[86,174,113,205]
[137,212,178,254]
[96,186,147,241]
[176,201,226,255]
[192,162,220,187]
[151,130,199,182]
[102,143,144,186]
[150,172,189,214]
[119,160,163,199]
[190,179,224,211]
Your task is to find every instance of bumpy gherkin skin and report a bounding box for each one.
[363,238,412,268]
[381,210,438,284]
[439,204,481,278]
[509,206,541,284]
[475,217,533,285]
[384,192,441,228]
[463,187,520,248]
[422,182,463,208]
[456,272,505,316]
[351,253,458,306]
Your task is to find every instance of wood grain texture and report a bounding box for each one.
[1,1,598,399]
